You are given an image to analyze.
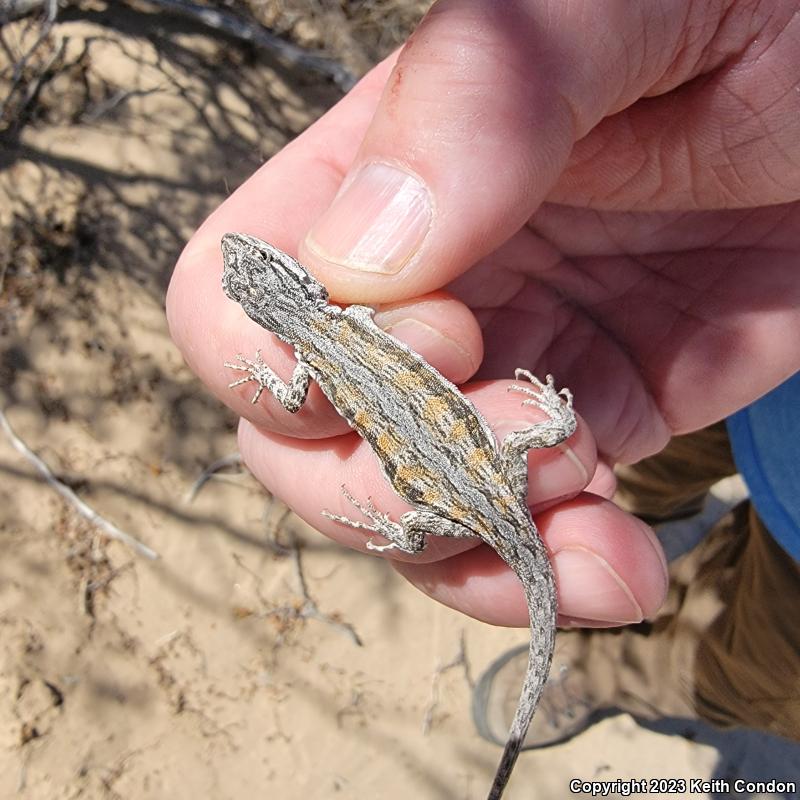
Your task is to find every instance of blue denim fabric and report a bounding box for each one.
[727,371,800,561]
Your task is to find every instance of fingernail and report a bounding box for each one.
[305,163,432,274]
[553,547,643,624]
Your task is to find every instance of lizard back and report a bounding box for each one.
[297,309,528,538]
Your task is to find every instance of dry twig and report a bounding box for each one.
[140,0,357,91]
[0,0,58,122]
[233,523,363,648]
[0,0,47,23]
[0,407,159,559]
[422,630,473,734]
[3,0,358,91]
[285,528,363,646]
[184,451,244,503]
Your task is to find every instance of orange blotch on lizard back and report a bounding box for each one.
[396,464,431,485]
[421,487,442,504]
[394,370,425,391]
[376,431,402,456]
[422,396,449,422]
[493,493,518,514]
[450,419,469,440]
[466,447,491,468]
[336,324,353,344]
[354,409,372,429]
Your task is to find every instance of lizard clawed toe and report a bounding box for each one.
[224,350,271,402]
[509,372,571,419]
[365,538,400,552]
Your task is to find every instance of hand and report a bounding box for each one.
[168,0,800,628]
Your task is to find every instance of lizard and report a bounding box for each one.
[220,232,577,800]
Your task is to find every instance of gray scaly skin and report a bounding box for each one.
[220,232,577,799]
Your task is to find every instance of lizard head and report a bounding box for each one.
[221,233,329,324]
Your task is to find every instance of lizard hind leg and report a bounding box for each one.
[501,371,577,505]
[322,485,427,554]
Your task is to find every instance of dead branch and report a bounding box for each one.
[233,525,363,648]
[0,0,47,24]
[3,0,357,90]
[17,29,64,110]
[139,0,357,91]
[0,0,58,122]
[82,84,167,121]
[0,407,159,560]
[422,630,473,735]
[184,451,243,503]
[287,530,363,646]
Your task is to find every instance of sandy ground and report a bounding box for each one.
[1,5,798,799]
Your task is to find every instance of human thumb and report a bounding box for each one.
[298,0,693,302]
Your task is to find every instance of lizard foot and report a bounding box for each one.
[322,485,425,554]
[224,350,271,404]
[509,371,573,421]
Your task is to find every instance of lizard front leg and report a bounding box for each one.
[501,371,577,504]
[225,349,312,411]
[323,486,475,553]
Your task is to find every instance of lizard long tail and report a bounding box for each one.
[486,536,557,800]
